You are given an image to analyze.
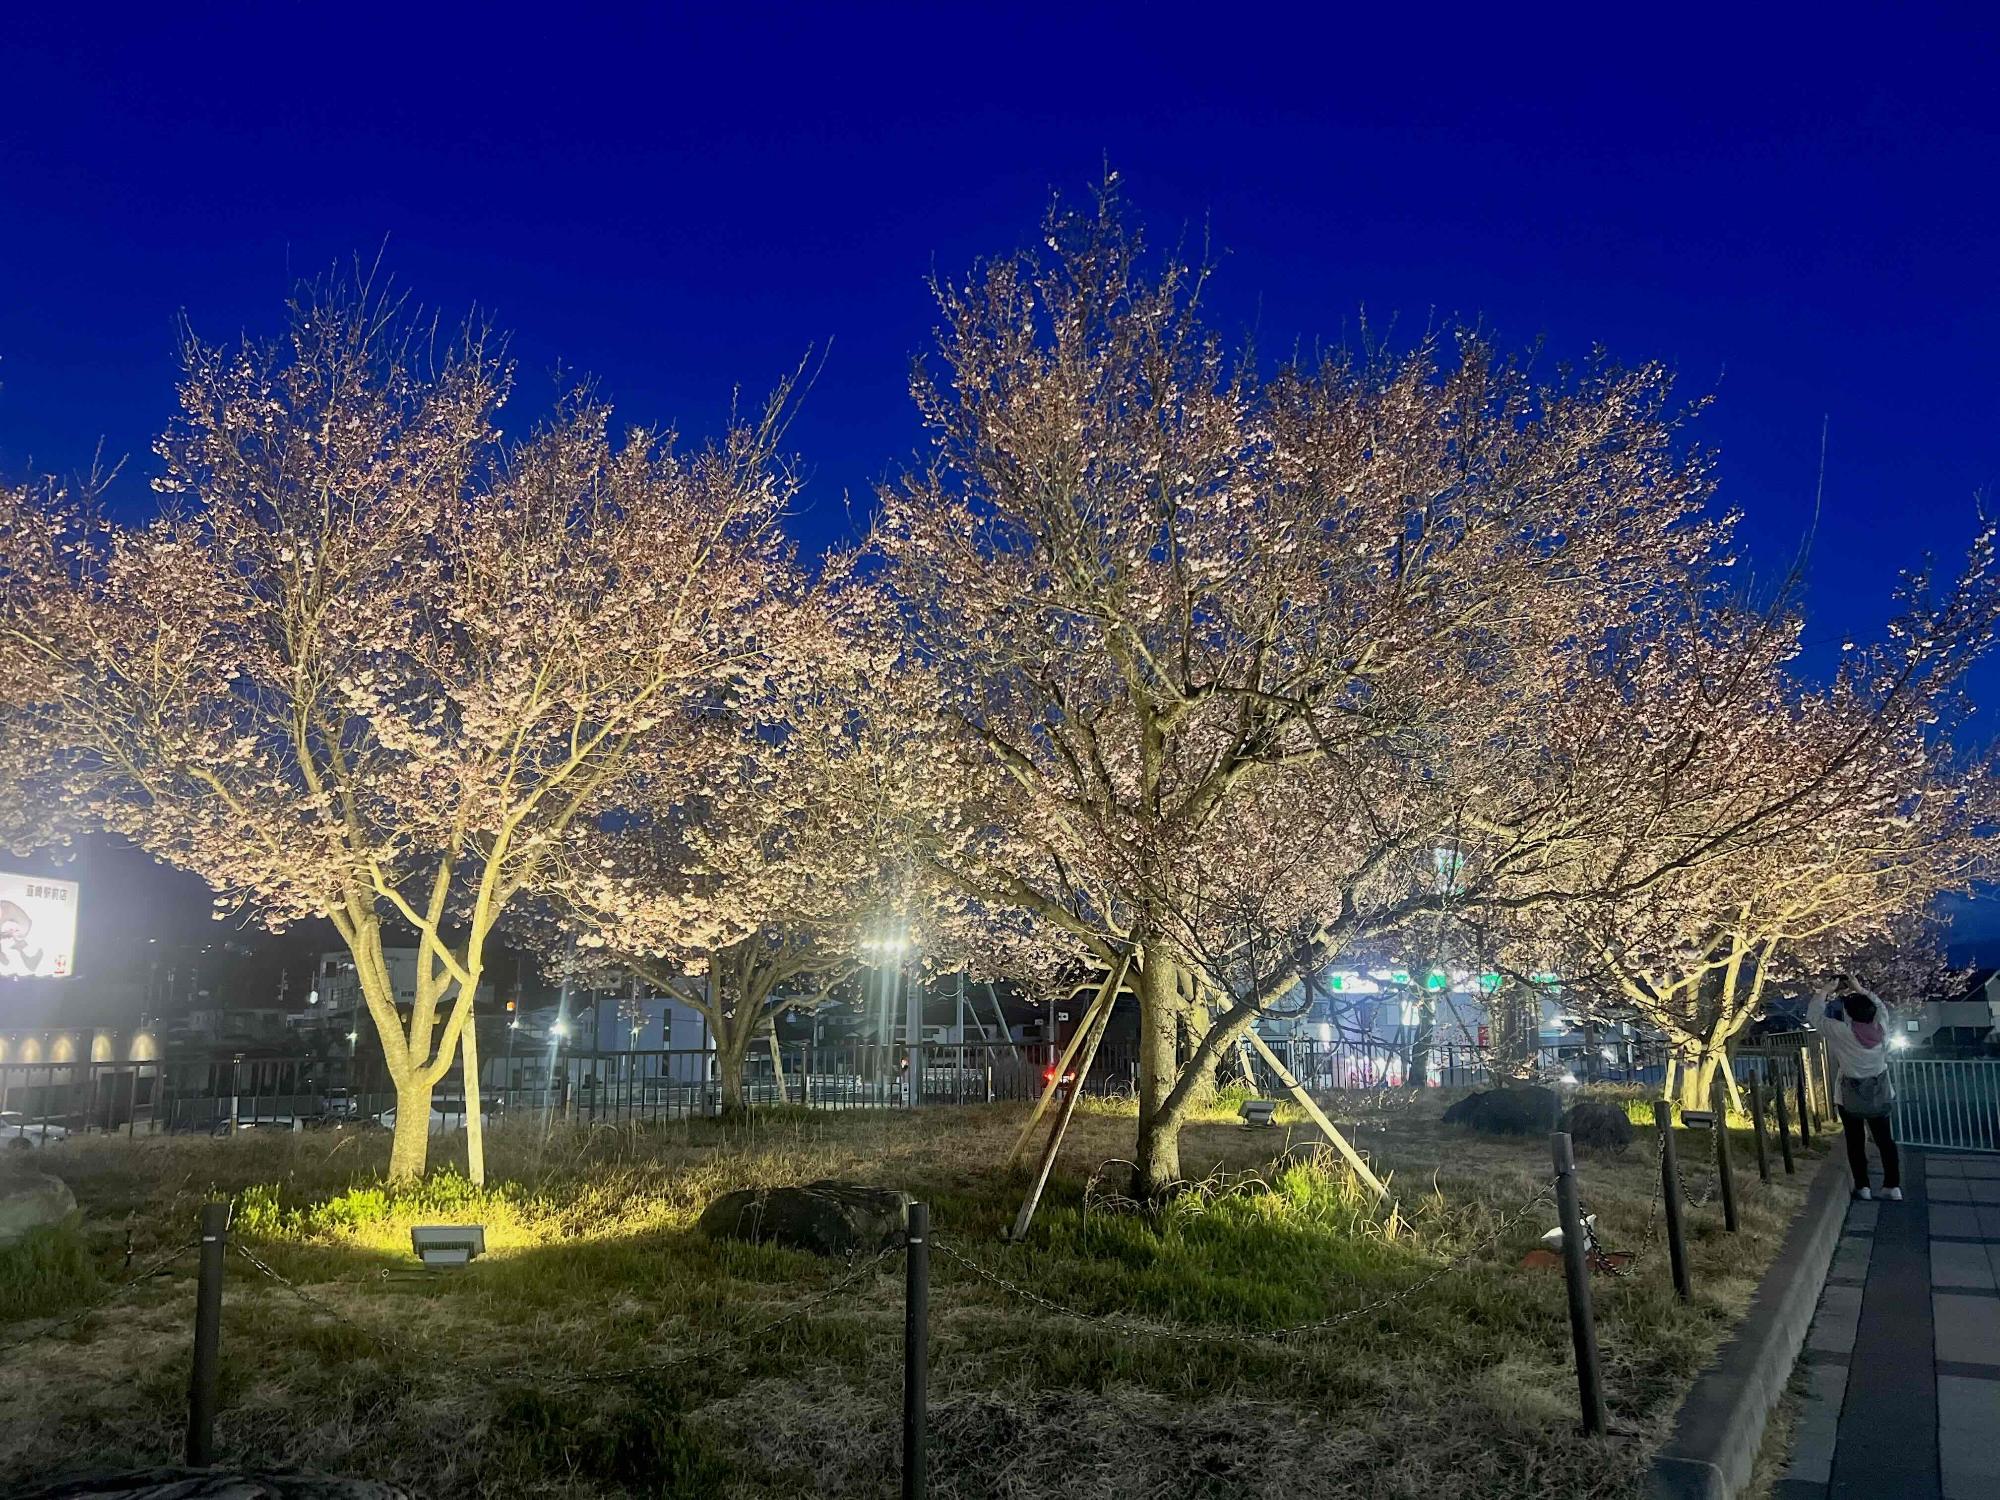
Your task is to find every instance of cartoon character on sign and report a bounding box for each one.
[0,901,50,978]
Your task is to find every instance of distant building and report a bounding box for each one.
[1909,969,2000,1053]
[305,949,494,1032]
[184,1003,294,1043]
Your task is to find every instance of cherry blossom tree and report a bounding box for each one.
[537,580,927,1112]
[0,476,86,858]
[871,181,1722,1196]
[1502,540,2000,1108]
[0,277,804,1179]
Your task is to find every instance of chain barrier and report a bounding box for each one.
[233,1240,464,1378]
[935,1173,1559,1350]
[1676,1143,1718,1211]
[0,1237,198,1359]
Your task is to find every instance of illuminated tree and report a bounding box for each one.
[541,582,924,1112]
[1505,546,2000,1108]
[873,181,1720,1196]
[0,278,802,1179]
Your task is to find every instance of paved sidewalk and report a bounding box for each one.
[1779,1150,2000,1500]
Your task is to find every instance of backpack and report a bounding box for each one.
[1840,1072,1894,1119]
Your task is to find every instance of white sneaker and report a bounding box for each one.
[1883,1187,1903,1202]
[1853,1187,1872,1201]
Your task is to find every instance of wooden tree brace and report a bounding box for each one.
[1242,1029,1391,1203]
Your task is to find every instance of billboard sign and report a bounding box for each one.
[0,871,79,978]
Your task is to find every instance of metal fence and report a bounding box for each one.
[1889,1058,2000,1153]
[3,1029,1903,1146]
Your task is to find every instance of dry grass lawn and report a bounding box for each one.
[0,1088,1828,1499]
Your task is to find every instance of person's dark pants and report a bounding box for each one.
[1840,1107,1901,1190]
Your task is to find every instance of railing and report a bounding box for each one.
[1233,1037,1673,1092]
[1736,1032,1837,1123]
[1889,1058,2000,1153]
[8,1031,1861,1144]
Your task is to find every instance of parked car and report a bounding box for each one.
[313,1090,375,1127]
[1,1110,70,1148]
[374,1100,499,1135]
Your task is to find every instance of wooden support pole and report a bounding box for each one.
[1773,1063,1796,1174]
[1552,1133,1607,1435]
[185,1201,229,1466]
[1243,1029,1390,1204]
[1003,955,1130,1170]
[1712,1071,1739,1233]
[902,1202,929,1500]
[1746,1073,1771,1183]
[1794,1052,1814,1148]
[1656,1104,1691,1302]
[1006,989,1115,1242]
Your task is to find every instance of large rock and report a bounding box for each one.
[698,1180,913,1258]
[1561,1100,1635,1152]
[13,1473,408,1499]
[0,1168,77,1248]
[1441,1086,1561,1137]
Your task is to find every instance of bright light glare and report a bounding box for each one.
[553,1020,570,1037]
[1890,1034,1911,1051]
[346,1031,359,1044]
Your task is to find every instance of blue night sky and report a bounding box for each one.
[4,6,2000,957]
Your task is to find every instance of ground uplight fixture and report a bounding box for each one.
[411,1224,486,1268]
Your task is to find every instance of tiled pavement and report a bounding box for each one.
[1780,1151,2000,1500]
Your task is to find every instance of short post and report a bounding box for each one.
[1793,1053,1813,1147]
[1746,1072,1771,1183]
[185,1200,230,1466]
[1772,1064,1796,1173]
[1711,1074,1739,1233]
[1550,1133,1607,1436]
[1656,1105,1691,1302]
[902,1200,929,1500]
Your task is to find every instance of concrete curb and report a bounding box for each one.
[1648,1151,1848,1500]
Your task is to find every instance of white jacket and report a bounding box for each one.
[1818,992,1895,1082]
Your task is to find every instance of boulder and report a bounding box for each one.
[1561,1099,1635,1152]
[697,1180,913,1258]
[0,1168,77,1248]
[1440,1086,1561,1137]
[12,1472,408,1499]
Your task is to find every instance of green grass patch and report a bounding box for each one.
[0,1097,1828,1499]
[0,1218,98,1322]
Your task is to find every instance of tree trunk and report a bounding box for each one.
[388,1074,432,1180]
[717,1031,751,1115]
[1179,981,1222,1107]
[1132,947,1185,1199]
[1680,1045,1727,1112]
[1408,987,1436,1089]
[1492,981,1538,1081]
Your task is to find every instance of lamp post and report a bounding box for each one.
[861,929,913,1098]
